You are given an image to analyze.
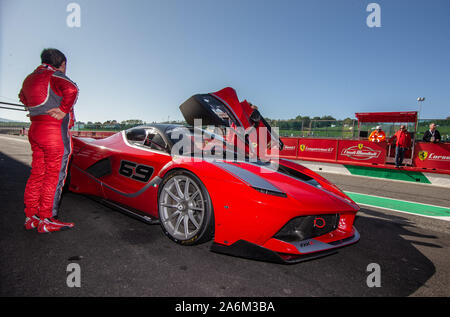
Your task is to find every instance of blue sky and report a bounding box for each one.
[1,0,449,123]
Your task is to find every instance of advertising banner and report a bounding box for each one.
[279,138,299,159]
[278,136,449,173]
[296,139,337,161]
[337,140,386,164]
[413,142,450,170]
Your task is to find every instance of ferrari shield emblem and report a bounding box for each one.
[300,144,306,152]
[358,143,364,150]
[418,151,428,161]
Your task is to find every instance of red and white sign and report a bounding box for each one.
[337,140,386,164]
[413,142,450,171]
[340,145,381,161]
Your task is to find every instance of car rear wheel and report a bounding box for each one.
[158,170,214,245]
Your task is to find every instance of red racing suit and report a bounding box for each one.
[391,130,411,148]
[19,64,79,219]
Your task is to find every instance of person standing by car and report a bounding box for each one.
[390,125,411,168]
[422,123,441,143]
[19,48,78,233]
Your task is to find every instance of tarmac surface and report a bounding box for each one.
[1,134,449,297]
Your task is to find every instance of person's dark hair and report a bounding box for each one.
[40,48,67,68]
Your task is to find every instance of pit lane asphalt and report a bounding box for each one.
[1,135,449,297]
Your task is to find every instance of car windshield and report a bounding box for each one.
[165,126,250,159]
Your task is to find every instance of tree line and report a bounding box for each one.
[65,116,450,132]
[77,115,358,131]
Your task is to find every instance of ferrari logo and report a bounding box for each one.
[300,144,306,152]
[418,151,428,161]
[358,144,364,150]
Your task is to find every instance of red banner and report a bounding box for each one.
[296,139,337,161]
[413,142,450,170]
[337,140,386,165]
[279,138,299,159]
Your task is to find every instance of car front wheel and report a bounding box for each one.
[158,170,214,245]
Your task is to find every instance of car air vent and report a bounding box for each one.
[274,214,340,242]
[278,164,314,182]
[86,158,112,178]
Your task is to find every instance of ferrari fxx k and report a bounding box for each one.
[68,87,359,263]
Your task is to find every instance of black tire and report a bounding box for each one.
[158,169,214,245]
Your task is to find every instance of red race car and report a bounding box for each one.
[68,87,360,263]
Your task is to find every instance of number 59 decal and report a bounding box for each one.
[119,160,154,183]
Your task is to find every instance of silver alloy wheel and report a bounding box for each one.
[159,175,205,241]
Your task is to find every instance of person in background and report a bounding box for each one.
[390,125,411,168]
[19,48,78,233]
[422,123,441,143]
[369,126,386,143]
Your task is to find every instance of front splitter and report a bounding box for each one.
[210,228,360,264]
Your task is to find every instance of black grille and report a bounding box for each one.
[274,214,340,242]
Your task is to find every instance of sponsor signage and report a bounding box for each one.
[337,140,386,164]
[413,143,450,170]
[296,139,337,161]
[279,138,298,159]
[340,144,381,161]
[278,136,449,172]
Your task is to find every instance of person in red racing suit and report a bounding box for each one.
[19,48,78,233]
